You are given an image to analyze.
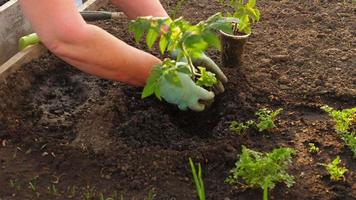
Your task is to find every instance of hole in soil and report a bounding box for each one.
[112,87,221,150]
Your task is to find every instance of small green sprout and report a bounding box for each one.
[229,120,254,135]
[342,132,356,158]
[321,105,356,157]
[308,143,320,154]
[189,158,205,200]
[226,146,295,200]
[196,67,218,88]
[48,184,59,196]
[255,108,283,132]
[9,179,21,191]
[229,108,283,135]
[321,105,355,134]
[220,0,261,34]
[322,156,348,181]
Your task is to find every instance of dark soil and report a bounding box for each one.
[0,0,9,6]
[1,0,355,199]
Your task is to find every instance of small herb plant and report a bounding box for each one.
[226,146,295,200]
[229,108,283,134]
[219,0,260,35]
[321,105,356,157]
[322,156,348,182]
[189,158,205,200]
[255,108,283,132]
[308,143,320,154]
[129,13,237,99]
[321,105,355,134]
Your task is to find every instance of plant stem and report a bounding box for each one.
[263,184,268,200]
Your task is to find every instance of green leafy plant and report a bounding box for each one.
[229,108,283,134]
[255,108,283,132]
[189,158,205,200]
[220,0,260,34]
[322,156,348,181]
[308,143,320,154]
[229,120,254,135]
[129,13,237,99]
[321,105,356,134]
[321,105,356,157]
[226,146,295,200]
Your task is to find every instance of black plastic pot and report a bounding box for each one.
[220,30,250,68]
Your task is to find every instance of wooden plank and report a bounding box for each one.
[0,0,109,81]
[0,0,32,65]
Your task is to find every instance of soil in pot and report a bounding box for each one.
[0,1,355,200]
[220,31,249,68]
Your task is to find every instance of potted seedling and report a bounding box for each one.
[128,13,237,103]
[219,0,260,67]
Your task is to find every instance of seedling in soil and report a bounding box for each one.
[321,105,355,134]
[48,184,59,196]
[322,156,348,182]
[219,0,261,35]
[321,105,356,157]
[229,120,254,135]
[67,185,77,199]
[225,146,295,200]
[9,179,21,191]
[308,143,320,154]
[229,108,283,134]
[189,158,205,200]
[255,108,283,132]
[129,13,237,99]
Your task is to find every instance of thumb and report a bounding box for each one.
[194,85,214,101]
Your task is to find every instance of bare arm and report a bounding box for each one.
[112,0,169,19]
[19,0,163,86]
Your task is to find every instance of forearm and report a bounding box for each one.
[112,0,169,19]
[53,24,160,86]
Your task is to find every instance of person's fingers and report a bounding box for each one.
[194,85,214,101]
[213,81,225,94]
[189,102,205,111]
[195,54,228,83]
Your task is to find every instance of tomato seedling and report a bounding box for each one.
[219,0,260,35]
[226,146,295,200]
[129,13,238,99]
[322,156,348,182]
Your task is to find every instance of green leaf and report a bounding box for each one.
[146,28,159,49]
[129,19,150,43]
[247,0,256,7]
[202,31,221,50]
[159,36,169,54]
[141,65,162,99]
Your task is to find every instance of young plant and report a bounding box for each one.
[220,0,261,34]
[189,158,205,200]
[342,132,356,158]
[229,120,254,135]
[321,105,356,157]
[322,156,348,182]
[129,13,237,99]
[308,143,320,154]
[226,146,295,200]
[321,105,356,134]
[255,108,283,132]
[229,108,283,134]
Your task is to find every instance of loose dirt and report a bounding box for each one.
[0,0,355,199]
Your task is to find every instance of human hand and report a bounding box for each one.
[160,72,214,111]
[171,51,228,94]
